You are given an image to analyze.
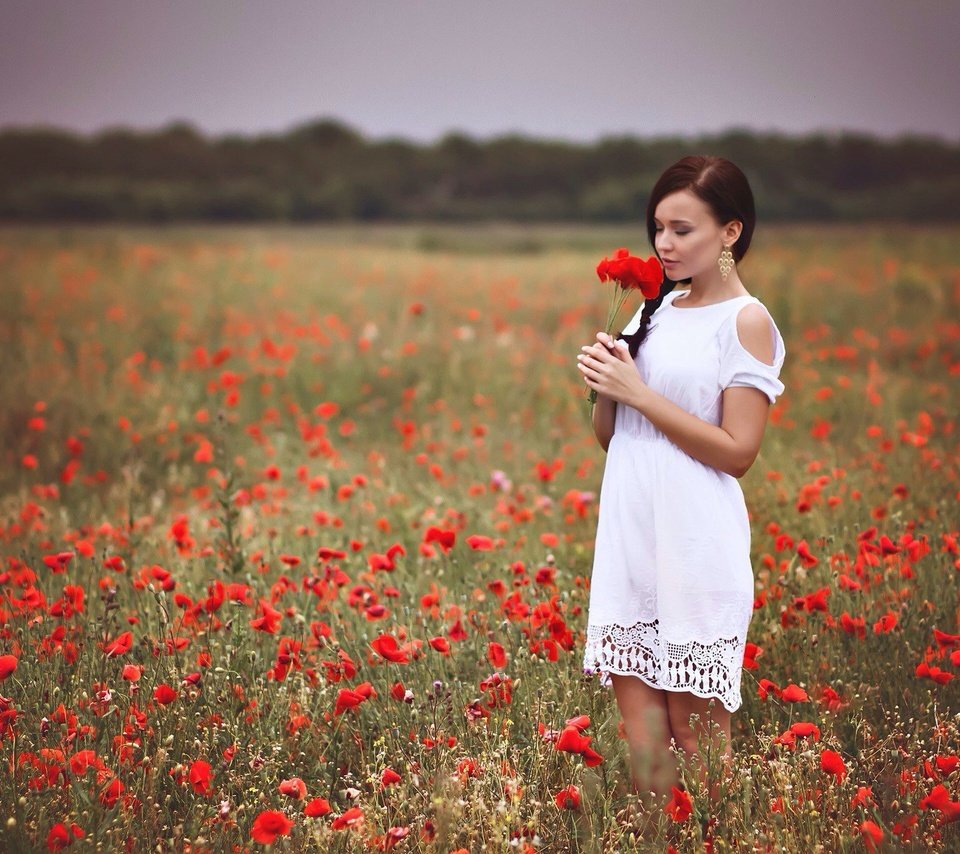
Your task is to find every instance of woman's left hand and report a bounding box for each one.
[577,332,648,408]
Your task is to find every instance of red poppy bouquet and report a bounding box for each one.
[587,248,664,403]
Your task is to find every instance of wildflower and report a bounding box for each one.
[153,684,178,705]
[101,631,133,657]
[664,786,693,822]
[820,749,847,783]
[46,822,83,851]
[381,767,402,788]
[331,806,364,830]
[873,612,898,633]
[428,636,451,655]
[859,821,884,853]
[0,655,17,680]
[371,633,411,664]
[781,684,809,703]
[554,784,581,810]
[120,664,141,682]
[249,598,283,634]
[189,760,212,795]
[279,777,307,800]
[250,810,294,844]
[487,642,507,668]
[304,797,331,817]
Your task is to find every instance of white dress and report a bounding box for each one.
[582,288,786,713]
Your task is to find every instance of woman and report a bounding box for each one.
[576,156,786,803]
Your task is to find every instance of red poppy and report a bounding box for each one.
[189,760,212,795]
[859,820,884,853]
[916,661,954,685]
[153,684,178,705]
[873,612,898,633]
[304,797,331,817]
[936,755,959,775]
[0,655,17,680]
[69,749,101,775]
[334,688,366,715]
[279,777,307,800]
[780,684,809,703]
[933,628,960,648]
[757,679,782,700]
[250,810,294,844]
[554,724,602,765]
[554,784,581,810]
[42,552,74,573]
[331,806,364,830]
[250,598,283,634]
[47,822,83,851]
[919,784,960,823]
[381,767,402,788]
[596,248,663,300]
[424,526,456,552]
[99,777,124,808]
[555,725,589,754]
[663,786,693,822]
[819,685,845,711]
[796,540,819,567]
[101,631,133,657]
[820,749,847,783]
[789,722,821,740]
[371,634,410,664]
[121,664,142,682]
[487,642,507,669]
[428,636,451,655]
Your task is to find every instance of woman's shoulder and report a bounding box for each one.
[721,298,786,366]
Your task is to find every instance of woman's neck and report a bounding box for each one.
[680,271,747,303]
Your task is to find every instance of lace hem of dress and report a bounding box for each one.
[582,618,745,713]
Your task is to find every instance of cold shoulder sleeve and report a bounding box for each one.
[718,301,786,404]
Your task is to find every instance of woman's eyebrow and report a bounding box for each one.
[654,218,693,224]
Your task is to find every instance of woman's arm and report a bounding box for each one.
[591,394,616,452]
[577,307,775,478]
[587,332,618,451]
[626,384,770,477]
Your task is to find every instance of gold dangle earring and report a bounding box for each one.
[718,244,734,281]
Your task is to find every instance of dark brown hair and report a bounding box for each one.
[618,155,756,358]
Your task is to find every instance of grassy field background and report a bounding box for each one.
[0,223,958,852]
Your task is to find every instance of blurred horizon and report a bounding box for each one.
[1,114,955,147]
[4,119,959,223]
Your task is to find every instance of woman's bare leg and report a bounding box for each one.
[609,674,677,801]
[665,691,733,801]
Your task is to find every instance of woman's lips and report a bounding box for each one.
[662,259,678,266]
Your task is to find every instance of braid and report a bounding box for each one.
[617,281,679,358]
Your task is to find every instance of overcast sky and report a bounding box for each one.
[1,0,957,142]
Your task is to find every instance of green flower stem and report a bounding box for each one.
[587,283,639,405]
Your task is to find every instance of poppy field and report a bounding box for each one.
[0,222,958,852]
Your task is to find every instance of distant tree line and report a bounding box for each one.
[1,118,958,222]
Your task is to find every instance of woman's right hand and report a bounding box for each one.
[582,332,620,451]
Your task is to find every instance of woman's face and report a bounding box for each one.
[652,189,739,281]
